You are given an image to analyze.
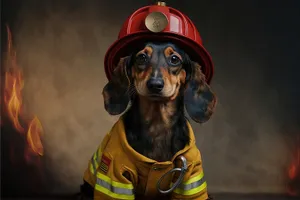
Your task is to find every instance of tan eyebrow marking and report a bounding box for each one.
[164,46,182,60]
[136,46,153,57]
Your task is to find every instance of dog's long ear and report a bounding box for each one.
[184,62,217,123]
[102,56,132,115]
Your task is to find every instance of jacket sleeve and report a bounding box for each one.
[93,152,137,200]
[83,132,112,188]
[171,148,208,200]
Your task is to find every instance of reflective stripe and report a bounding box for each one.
[89,148,102,175]
[172,171,207,196]
[95,172,135,199]
[89,163,95,175]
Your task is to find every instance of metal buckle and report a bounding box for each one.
[157,155,188,194]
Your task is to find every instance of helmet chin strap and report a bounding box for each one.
[156,155,188,194]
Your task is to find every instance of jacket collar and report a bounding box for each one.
[112,116,196,164]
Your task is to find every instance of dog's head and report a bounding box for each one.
[102,42,217,123]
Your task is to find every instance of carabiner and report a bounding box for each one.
[157,155,188,194]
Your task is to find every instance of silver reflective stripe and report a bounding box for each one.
[96,178,134,195]
[177,176,205,190]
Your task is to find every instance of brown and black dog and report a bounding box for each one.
[103,42,216,161]
[80,42,217,199]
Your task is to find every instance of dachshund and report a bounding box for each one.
[80,42,216,200]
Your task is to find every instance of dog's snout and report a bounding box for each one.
[147,78,164,93]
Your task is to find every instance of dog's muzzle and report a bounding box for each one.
[157,155,188,194]
[147,77,164,93]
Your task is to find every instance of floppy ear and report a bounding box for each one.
[102,56,132,115]
[184,62,217,123]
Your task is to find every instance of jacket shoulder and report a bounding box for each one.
[100,120,137,173]
[183,142,203,164]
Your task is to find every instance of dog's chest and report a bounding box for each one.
[127,126,183,162]
[145,131,174,161]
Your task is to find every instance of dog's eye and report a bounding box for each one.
[135,53,148,65]
[169,55,181,66]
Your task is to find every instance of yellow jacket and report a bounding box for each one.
[83,117,208,200]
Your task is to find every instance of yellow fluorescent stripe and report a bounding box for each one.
[91,150,102,171]
[183,171,204,185]
[93,152,97,161]
[89,164,95,174]
[90,159,99,170]
[174,181,207,196]
[95,184,134,200]
[93,152,100,168]
[96,172,134,189]
[97,148,102,160]
[94,160,99,169]
[92,148,102,162]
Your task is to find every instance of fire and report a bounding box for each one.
[27,116,44,156]
[3,25,44,159]
[3,29,24,133]
[287,136,300,196]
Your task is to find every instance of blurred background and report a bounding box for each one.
[1,0,300,198]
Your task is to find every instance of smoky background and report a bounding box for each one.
[1,0,300,195]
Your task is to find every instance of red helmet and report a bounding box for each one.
[104,1,214,84]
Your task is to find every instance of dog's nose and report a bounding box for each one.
[147,78,164,93]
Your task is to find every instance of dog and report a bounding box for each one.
[80,42,217,200]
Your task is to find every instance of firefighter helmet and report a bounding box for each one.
[104,1,214,84]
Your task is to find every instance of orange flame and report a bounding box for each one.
[288,150,300,179]
[287,136,300,196]
[3,26,25,133]
[27,116,44,156]
[3,25,44,158]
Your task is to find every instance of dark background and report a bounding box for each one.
[1,0,300,198]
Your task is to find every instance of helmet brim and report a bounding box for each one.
[104,32,214,84]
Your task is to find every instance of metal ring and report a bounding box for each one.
[157,156,188,194]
